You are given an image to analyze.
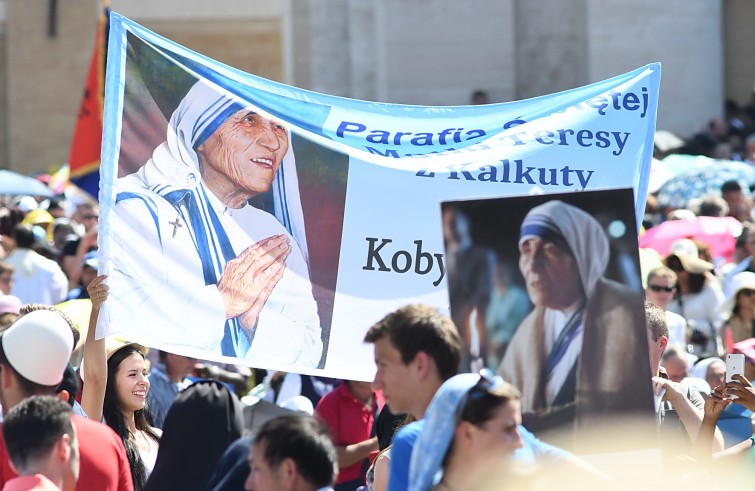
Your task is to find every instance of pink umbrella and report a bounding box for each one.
[639,216,743,262]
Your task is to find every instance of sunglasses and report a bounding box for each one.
[457,369,502,419]
[648,284,675,293]
[739,289,755,297]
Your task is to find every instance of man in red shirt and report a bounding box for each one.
[0,310,133,491]
[315,381,384,491]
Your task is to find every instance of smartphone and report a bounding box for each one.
[726,354,745,383]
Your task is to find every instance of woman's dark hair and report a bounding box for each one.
[666,255,706,295]
[104,345,159,491]
[459,382,521,427]
[443,382,521,466]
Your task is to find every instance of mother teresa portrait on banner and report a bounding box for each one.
[496,200,648,434]
[108,79,323,367]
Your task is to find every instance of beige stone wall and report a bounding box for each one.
[0,32,7,167]
[4,0,96,174]
[0,2,283,174]
[287,0,516,105]
[723,0,755,104]
[137,19,283,83]
[287,0,725,136]
[513,0,588,100]
[587,0,723,137]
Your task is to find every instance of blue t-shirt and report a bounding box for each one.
[387,421,423,491]
[387,421,569,491]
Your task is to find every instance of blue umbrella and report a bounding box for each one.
[656,161,755,209]
[661,154,717,177]
[0,169,53,197]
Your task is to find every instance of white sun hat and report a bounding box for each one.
[721,271,755,314]
[2,310,73,386]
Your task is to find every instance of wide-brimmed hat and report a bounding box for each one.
[1,310,73,386]
[79,337,148,382]
[721,271,755,314]
[664,252,714,275]
[105,337,147,360]
[664,239,713,274]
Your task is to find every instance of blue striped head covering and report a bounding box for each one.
[518,200,609,297]
[167,81,255,175]
[141,79,310,263]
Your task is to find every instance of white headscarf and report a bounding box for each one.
[518,200,609,297]
[134,79,310,262]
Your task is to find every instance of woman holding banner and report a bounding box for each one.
[108,79,322,367]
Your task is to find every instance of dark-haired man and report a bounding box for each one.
[2,396,78,491]
[364,305,461,491]
[364,305,572,491]
[245,415,337,491]
[721,179,751,222]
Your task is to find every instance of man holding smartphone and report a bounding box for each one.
[645,302,724,457]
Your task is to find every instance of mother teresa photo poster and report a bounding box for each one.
[104,33,347,369]
[442,188,654,446]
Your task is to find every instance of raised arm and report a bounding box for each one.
[654,377,725,452]
[81,274,109,422]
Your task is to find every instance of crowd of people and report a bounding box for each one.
[3,104,755,490]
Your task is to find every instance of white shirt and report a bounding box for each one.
[665,310,687,350]
[5,248,68,305]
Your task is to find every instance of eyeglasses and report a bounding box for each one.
[739,289,755,297]
[82,215,99,220]
[648,284,675,293]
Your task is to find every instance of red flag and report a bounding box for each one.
[68,2,109,199]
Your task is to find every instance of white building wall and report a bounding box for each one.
[586,0,723,136]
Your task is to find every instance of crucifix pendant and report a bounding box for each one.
[168,215,183,238]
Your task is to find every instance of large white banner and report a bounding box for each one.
[98,13,660,380]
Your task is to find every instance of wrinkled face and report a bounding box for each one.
[519,237,583,309]
[645,276,676,310]
[197,110,289,199]
[372,337,416,415]
[467,400,524,459]
[115,353,150,413]
[245,441,286,491]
